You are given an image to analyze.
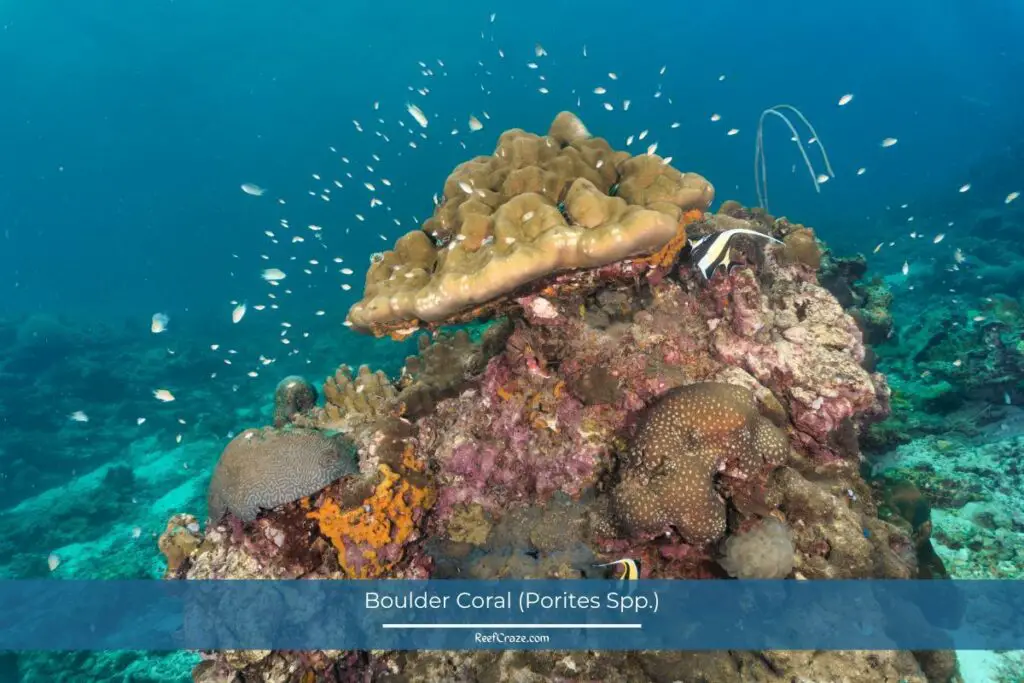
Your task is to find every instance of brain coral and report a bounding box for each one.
[346,112,713,334]
[207,427,358,523]
[610,382,788,545]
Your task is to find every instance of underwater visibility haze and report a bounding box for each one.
[2,0,1024,680]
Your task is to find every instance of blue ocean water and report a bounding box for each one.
[3,0,1022,319]
[2,0,1024,680]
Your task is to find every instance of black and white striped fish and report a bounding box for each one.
[688,229,783,280]
[594,558,641,582]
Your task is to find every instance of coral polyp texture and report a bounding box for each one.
[206,427,357,522]
[608,382,788,545]
[346,112,714,335]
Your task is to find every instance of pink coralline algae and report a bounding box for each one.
[706,257,890,459]
[422,355,610,524]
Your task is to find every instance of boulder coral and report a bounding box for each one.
[346,112,713,335]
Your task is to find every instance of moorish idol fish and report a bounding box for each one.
[594,558,641,581]
[688,229,783,280]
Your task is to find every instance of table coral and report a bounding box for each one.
[346,112,713,334]
[607,382,788,545]
[207,427,358,523]
[306,463,435,578]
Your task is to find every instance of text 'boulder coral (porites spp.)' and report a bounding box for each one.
[609,382,788,545]
[206,427,358,523]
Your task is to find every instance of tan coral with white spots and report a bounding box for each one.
[611,382,788,545]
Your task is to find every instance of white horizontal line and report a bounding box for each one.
[382,624,641,629]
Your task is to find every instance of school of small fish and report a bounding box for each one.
[75,13,1020,567]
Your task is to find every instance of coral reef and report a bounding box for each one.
[702,219,891,460]
[320,322,511,426]
[422,352,609,525]
[887,297,1023,408]
[395,322,511,418]
[321,363,399,430]
[871,412,1024,579]
[154,116,963,682]
[306,462,436,578]
[861,287,1023,453]
[371,649,939,683]
[158,513,203,577]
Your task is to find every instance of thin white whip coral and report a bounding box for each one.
[754,104,835,211]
